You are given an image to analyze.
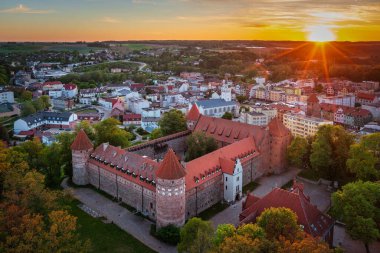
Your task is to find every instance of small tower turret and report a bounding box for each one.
[71,129,93,185]
[155,149,186,229]
[186,104,201,131]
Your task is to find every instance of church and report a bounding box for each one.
[71,104,291,228]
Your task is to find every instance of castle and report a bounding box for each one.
[71,104,291,228]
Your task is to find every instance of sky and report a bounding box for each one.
[0,0,379,42]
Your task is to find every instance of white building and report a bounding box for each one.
[223,159,243,203]
[191,99,238,118]
[48,89,63,99]
[14,111,77,134]
[127,97,150,114]
[0,91,14,103]
[62,84,78,98]
[141,108,161,132]
[283,113,333,138]
[319,94,355,107]
[239,111,269,126]
[221,82,232,102]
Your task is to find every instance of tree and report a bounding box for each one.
[217,235,272,253]
[287,137,309,168]
[32,98,44,112]
[331,181,380,253]
[185,132,218,161]
[75,120,95,141]
[256,207,301,242]
[214,224,236,247]
[21,101,36,117]
[56,132,75,177]
[221,112,233,120]
[13,138,44,171]
[40,143,63,188]
[150,128,163,140]
[236,95,248,104]
[0,123,9,142]
[177,217,214,253]
[236,223,265,240]
[94,118,131,148]
[155,224,180,245]
[20,90,33,101]
[40,95,51,109]
[158,109,187,136]
[277,233,332,253]
[347,144,378,181]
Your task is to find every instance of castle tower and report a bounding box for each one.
[306,93,321,117]
[186,104,201,131]
[71,129,93,185]
[268,118,291,174]
[155,149,187,229]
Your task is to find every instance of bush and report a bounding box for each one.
[136,127,149,136]
[151,224,180,245]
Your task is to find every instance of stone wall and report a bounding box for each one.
[87,162,156,220]
[72,149,92,185]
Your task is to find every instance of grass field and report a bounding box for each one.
[68,200,156,253]
[197,202,229,220]
[0,43,103,54]
[122,43,152,51]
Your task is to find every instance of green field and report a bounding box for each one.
[121,43,152,51]
[0,43,103,54]
[68,200,156,253]
[74,61,139,72]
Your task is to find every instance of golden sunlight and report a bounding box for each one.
[307,25,336,42]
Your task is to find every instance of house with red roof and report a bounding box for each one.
[356,92,378,106]
[239,181,334,246]
[71,103,291,229]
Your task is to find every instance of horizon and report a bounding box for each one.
[1,1,380,42]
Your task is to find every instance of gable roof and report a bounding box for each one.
[239,186,334,238]
[268,117,290,137]
[193,115,267,147]
[156,149,186,180]
[187,104,201,121]
[185,136,259,189]
[194,99,236,109]
[307,94,319,103]
[71,129,93,150]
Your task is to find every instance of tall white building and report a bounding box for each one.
[221,80,232,102]
[283,113,333,138]
[0,91,14,103]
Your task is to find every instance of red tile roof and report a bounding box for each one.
[186,104,200,121]
[156,149,186,180]
[123,113,141,121]
[71,129,93,150]
[43,81,62,86]
[185,136,259,190]
[268,117,290,137]
[307,94,319,103]
[193,115,267,147]
[357,92,375,101]
[64,83,77,90]
[239,186,334,238]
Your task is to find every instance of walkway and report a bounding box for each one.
[61,178,176,253]
[210,168,300,227]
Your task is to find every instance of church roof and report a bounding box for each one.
[307,93,319,103]
[239,184,334,238]
[156,149,186,180]
[187,104,200,121]
[71,129,93,150]
[268,118,290,137]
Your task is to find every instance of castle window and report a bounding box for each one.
[225,185,227,190]
[225,177,228,182]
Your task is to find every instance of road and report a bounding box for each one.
[61,178,176,253]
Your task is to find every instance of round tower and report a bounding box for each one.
[71,129,93,185]
[155,149,186,229]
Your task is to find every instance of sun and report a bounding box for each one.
[307,25,336,42]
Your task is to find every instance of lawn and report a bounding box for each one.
[68,200,156,253]
[197,202,229,220]
[122,43,152,51]
[0,43,102,54]
[242,181,260,194]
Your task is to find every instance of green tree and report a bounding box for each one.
[13,138,44,171]
[158,109,187,136]
[0,123,9,142]
[40,143,63,188]
[214,224,236,247]
[347,144,378,181]
[21,101,36,117]
[20,90,33,101]
[185,132,218,161]
[236,223,265,240]
[56,132,76,177]
[40,95,51,109]
[236,95,248,104]
[221,112,233,120]
[331,181,380,253]
[94,118,131,148]
[150,128,163,140]
[155,225,180,245]
[287,137,309,168]
[177,217,214,253]
[32,98,44,112]
[256,207,301,242]
[75,120,95,141]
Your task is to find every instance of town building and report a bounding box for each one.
[191,99,237,118]
[283,113,333,137]
[356,92,378,106]
[318,94,356,107]
[0,90,15,103]
[71,104,291,229]
[14,111,78,134]
[239,111,269,126]
[123,113,142,126]
[239,182,334,245]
